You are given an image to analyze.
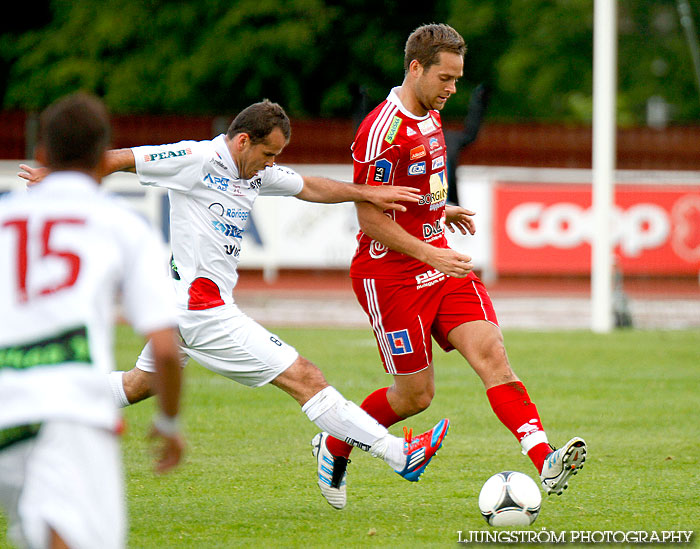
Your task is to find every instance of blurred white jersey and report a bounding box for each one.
[0,172,176,431]
[132,135,303,311]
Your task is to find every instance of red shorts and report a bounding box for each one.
[352,271,498,375]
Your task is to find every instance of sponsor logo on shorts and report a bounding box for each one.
[366,158,393,186]
[144,148,192,162]
[386,329,413,355]
[384,116,402,144]
[415,269,446,290]
[410,145,426,160]
[408,161,426,175]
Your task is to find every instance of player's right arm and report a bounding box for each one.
[356,201,474,278]
[19,148,136,185]
[147,326,185,474]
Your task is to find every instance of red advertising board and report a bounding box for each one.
[494,183,700,274]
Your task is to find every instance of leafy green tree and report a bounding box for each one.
[1,0,699,123]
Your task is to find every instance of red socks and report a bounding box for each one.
[486,381,552,472]
[326,387,403,458]
[325,382,551,473]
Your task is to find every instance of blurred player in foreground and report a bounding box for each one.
[1,93,184,549]
[318,23,587,508]
[20,99,449,511]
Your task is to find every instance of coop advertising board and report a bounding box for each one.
[494,183,700,274]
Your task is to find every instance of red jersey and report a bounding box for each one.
[350,88,449,280]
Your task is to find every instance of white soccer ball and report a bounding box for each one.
[478,471,542,526]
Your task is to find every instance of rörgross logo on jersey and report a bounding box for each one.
[505,202,669,256]
[208,203,249,221]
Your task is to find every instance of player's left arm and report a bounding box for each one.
[445,204,477,235]
[295,176,420,213]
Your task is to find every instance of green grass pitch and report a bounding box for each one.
[1,327,698,548]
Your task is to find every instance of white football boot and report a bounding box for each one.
[540,437,587,495]
[311,432,349,509]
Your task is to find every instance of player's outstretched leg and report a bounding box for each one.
[310,418,450,509]
[311,432,349,510]
[394,418,450,482]
[540,437,587,495]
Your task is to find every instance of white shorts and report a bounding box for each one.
[135,303,299,387]
[0,421,125,549]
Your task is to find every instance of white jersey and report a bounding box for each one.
[0,172,176,431]
[132,134,303,310]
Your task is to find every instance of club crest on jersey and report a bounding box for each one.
[417,118,437,135]
[431,156,445,170]
[386,329,413,355]
[366,158,392,186]
[409,145,426,160]
[369,239,388,259]
[384,116,402,144]
[144,148,192,162]
[408,161,426,175]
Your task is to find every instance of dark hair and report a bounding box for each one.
[39,92,111,170]
[226,100,291,144]
[404,23,466,72]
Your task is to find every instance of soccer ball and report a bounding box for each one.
[478,471,542,526]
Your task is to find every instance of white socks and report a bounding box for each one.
[108,371,130,408]
[302,386,406,470]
